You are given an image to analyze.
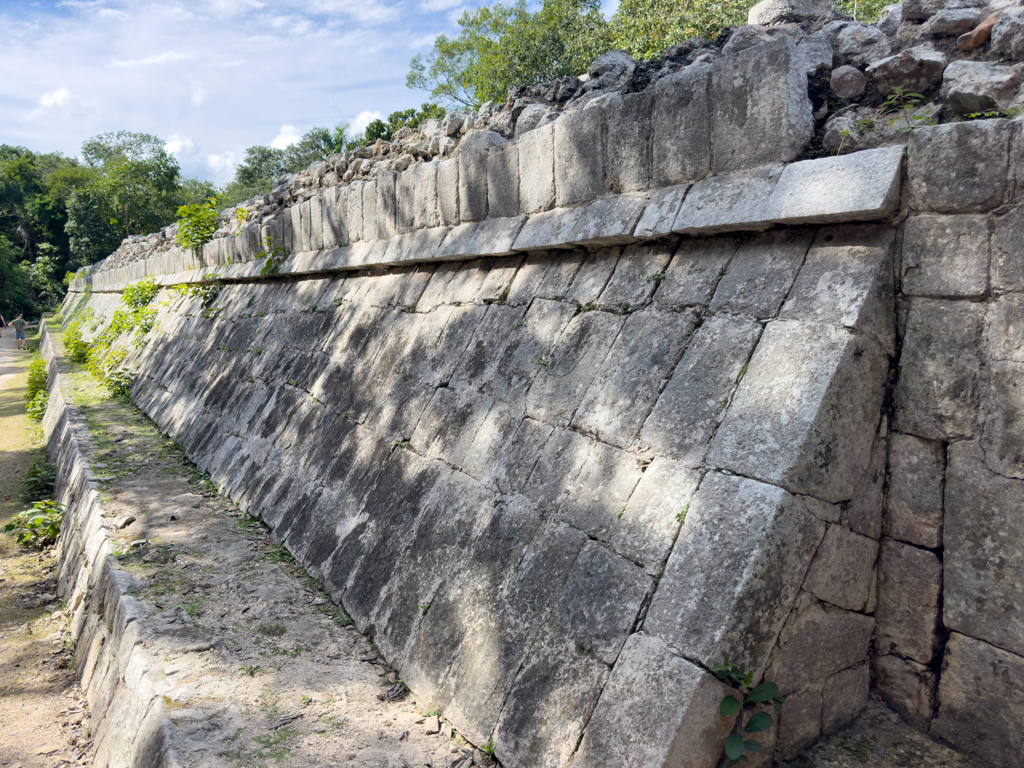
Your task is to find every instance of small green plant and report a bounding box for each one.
[645,273,667,282]
[26,391,48,421]
[25,356,47,402]
[23,461,57,501]
[258,621,287,637]
[964,106,1022,120]
[188,281,223,308]
[537,357,550,366]
[4,499,66,548]
[713,656,784,766]
[482,737,496,756]
[257,237,287,277]
[879,86,935,134]
[676,503,690,524]
[420,603,431,614]
[121,276,160,309]
[426,709,441,718]
[63,320,90,363]
[175,196,220,255]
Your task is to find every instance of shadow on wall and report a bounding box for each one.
[67,222,894,768]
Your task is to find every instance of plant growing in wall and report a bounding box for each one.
[713,657,784,765]
[175,196,220,255]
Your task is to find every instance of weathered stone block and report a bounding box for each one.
[711,37,813,175]
[908,120,1012,213]
[767,594,874,694]
[893,298,985,440]
[602,91,652,193]
[436,158,460,226]
[361,180,378,241]
[570,633,735,768]
[518,122,555,214]
[944,441,1024,656]
[653,63,712,187]
[434,222,479,260]
[640,314,762,465]
[322,186,349,248]
[803,524,878,611]
[646,474,825,674]
[822,20,892,66]
[872,654,938,732]
[376,170,398,239]
[410,162,439,230]
[776,690,822,756]
[821,662,870,735]
[885,432,944,548]
[289,203,302,252]
[766,146,904,225]
[554,106,606,206]
[505,250,586,304]
[901,214,989,297]
[992,203,1024,293]
[460,131,505,222]
[567,194,646,247]
[875,537,943,664]
[673,167,780,234]
[525,311,626,427]
[780,224,896,355]
[346,181,364,242]
[411,388,493,469]
[710,229,814,320]
[709,319,888,503]
[469,216,527,257]
[634,184,690,238]
[512,206,582,253]
[942,60,1022,115]
[652,237,737,310]
[487,142,519,219]
[989,293,1024,363]
[985,362,1024,479]
[564,247,620,306]
[931,632,1024,768]
[866,44,946,95]
[395,166,416,234]
[596,239,676,312]
[573,308,698,450]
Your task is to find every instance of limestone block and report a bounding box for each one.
[518,123,555,214]
[822,21,893,67]
[872,654,938,732]
[525,311,626,427]
[875,537,943,664]
[470,216,527,257]
[434,222,479,260]
[634,184,690,239]
[603,91,653,193]
[776,691,822,756]
[646,474,826,674]
[573,308,698,451]
[711,38,813,175]
[308,193,324,251]
[908,120,1012,213]
[567,194,646,247]
[711,229,814,319]
[865,45,946,95]
[554,107,605,206]
[674,166,780,234]
[931,632,1024,768]
[802,524,879,611]
[749,0,832,24]
[570,634,735,768]
[893,298,985,440]
[798,31,833,75]
[322,186,349,249]
[381,227,449,264]
[944,441,1024,656]
[411,388,493,469]
[288,203,302,253]
[376,170,398,239]
[653,63,712,187]
[437,158,460,226]
[505,250,586,304]
[885,432,945,548]
[766,146,904,225]
[768,595,874,695]
[992,203,1024,292]
[512,207,583,251]
[942,61,1022,115]
[361,180,378,241]
[395,166,416,234]
[640,314,762,465]
[596,239,676,312]
[992,6,1024,59]
[780,224,896,355]
[564,247,620,306]
[821,662,870,735]
[901,214,989,297]
[922,7,983,36]
[460,131,505,222]
[989,293,1024,363]
[831,64,867,98]
[710,319,888,502]
[346,181,364,242]
[653,237,737,310]
[984,362,1024,479]
[488,143,519,219]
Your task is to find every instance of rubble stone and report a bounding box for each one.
[865,45,946,94]
[941,60,1022,114]
[831,64,867,98]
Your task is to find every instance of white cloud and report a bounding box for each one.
[206,152,238,183]
[407,32,439,49]
[111,50,191,67]
[164,134,196,156]
[418,0,464,11]
[190,80,209,107]
[303,0,401,24]
[271,124,302,149]
[39,87,71,109]
[351,110,383,134]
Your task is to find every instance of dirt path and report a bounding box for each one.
[0,328,90,768]
[48,326,485,768]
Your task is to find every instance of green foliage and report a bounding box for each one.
[23,461,57,502]
[880,86,936,134]
[63,319,90,363]
[4,499,66,548]
[833,0,887,21]
[187,281,224,308]
[408,0,612,107]
[25,355,47,402]
[364,103,447,144]
[712,657,785,766]
[121,275,160,309]
[611,0,750,59]
[175,197,220,255]
[26,391,48,421]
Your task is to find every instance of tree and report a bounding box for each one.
[363,103,446,144]
[610,0,753,57]
[407,0,612,107]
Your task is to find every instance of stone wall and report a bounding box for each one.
[55,9,1024,765]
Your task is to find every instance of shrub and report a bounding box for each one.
[27,391,48,421]
[121,275,160,309]
[25,356,47,402]
[23,461,57,501]
[63,320,90,363]
[175,196,219,255]
[4,499,65,548]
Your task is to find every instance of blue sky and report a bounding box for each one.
[0,0,505,184]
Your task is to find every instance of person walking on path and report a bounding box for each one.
[10,314,28,350]
[0,313,5,338]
